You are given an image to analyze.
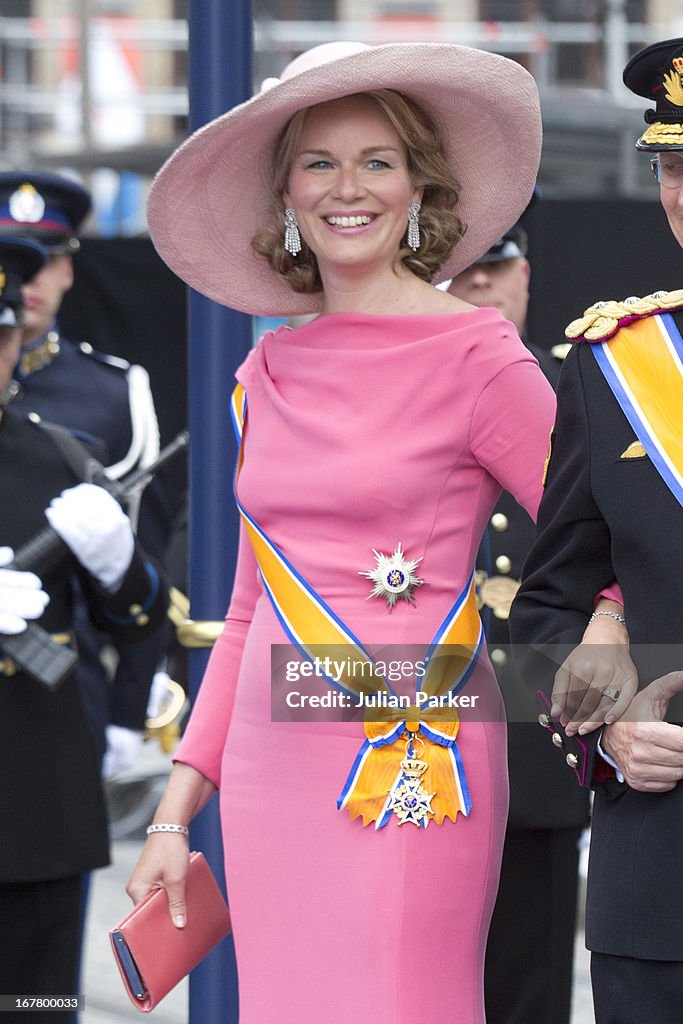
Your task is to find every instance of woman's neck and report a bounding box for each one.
[318,263,472,317]
[319,261,425,315]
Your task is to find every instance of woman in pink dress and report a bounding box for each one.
[128,42,623,1023]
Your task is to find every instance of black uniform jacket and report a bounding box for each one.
[13,332,172,752]
[14,335,135,467]
[0,409,168,884]
[480,343,589,830]
[510,312,683,961]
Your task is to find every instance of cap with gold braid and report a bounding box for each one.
[623,37,683,150]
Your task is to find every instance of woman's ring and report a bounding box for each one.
[602,686,620,701]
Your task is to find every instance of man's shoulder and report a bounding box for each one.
[59,337,131,376]
[564,289,683,344]
[27,337,134,412]
[0,408,93,482]
[16,338,135,443]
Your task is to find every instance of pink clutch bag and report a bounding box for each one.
[109,851,232,1013]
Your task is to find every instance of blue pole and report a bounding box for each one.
[186,2,253,1021]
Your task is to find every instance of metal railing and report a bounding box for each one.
[0,12,665,200]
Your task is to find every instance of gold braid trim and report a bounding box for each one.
[639,122,683,146]
[565,289,683,342]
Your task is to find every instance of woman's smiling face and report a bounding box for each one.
[283,94,421,279]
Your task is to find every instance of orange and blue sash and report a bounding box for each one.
[591,313,683,506]
[230,383,483,828]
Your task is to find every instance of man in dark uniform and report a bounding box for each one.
[0,171,171,776]
[510,38,683,1024]
[449,219,589,1024]
[0,236,169,1019]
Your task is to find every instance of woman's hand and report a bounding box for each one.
[125,762,216,927]
[551,603,637,736]
[126,833,191,928]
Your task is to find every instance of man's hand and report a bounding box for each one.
[45,483,135,591]
[601,671,683,792]
[0,546,50,634]
[102,725,145,779]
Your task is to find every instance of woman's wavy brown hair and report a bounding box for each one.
[251,90,466,294]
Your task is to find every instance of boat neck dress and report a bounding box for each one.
[174,308,556,1024]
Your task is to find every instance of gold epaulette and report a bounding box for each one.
[565,289,683,343]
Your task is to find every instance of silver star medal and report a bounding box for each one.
[359,542,423,609]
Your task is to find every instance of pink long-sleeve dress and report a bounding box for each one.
[175,309,555,1024]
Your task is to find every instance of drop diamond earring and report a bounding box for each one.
[407,202,421,251]
[284,207,302,256]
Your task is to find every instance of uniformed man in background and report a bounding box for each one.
[0,235,169,1020]
[0,170,172,777]
[448,214,589,1024]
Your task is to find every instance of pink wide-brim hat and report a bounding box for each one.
[147,41,542,317]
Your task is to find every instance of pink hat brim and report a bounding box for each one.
[147,42,542,317]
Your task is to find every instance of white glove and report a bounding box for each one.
[146,670,171,719]
[45,483,135,592]
[0,546,50,634]
[102,724,144,779]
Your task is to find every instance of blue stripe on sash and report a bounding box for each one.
[592,326,683,505]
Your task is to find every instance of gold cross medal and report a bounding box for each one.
[387,735,435,827]
[359,542,423,609]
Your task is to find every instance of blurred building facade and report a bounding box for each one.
[2,0,683,234]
